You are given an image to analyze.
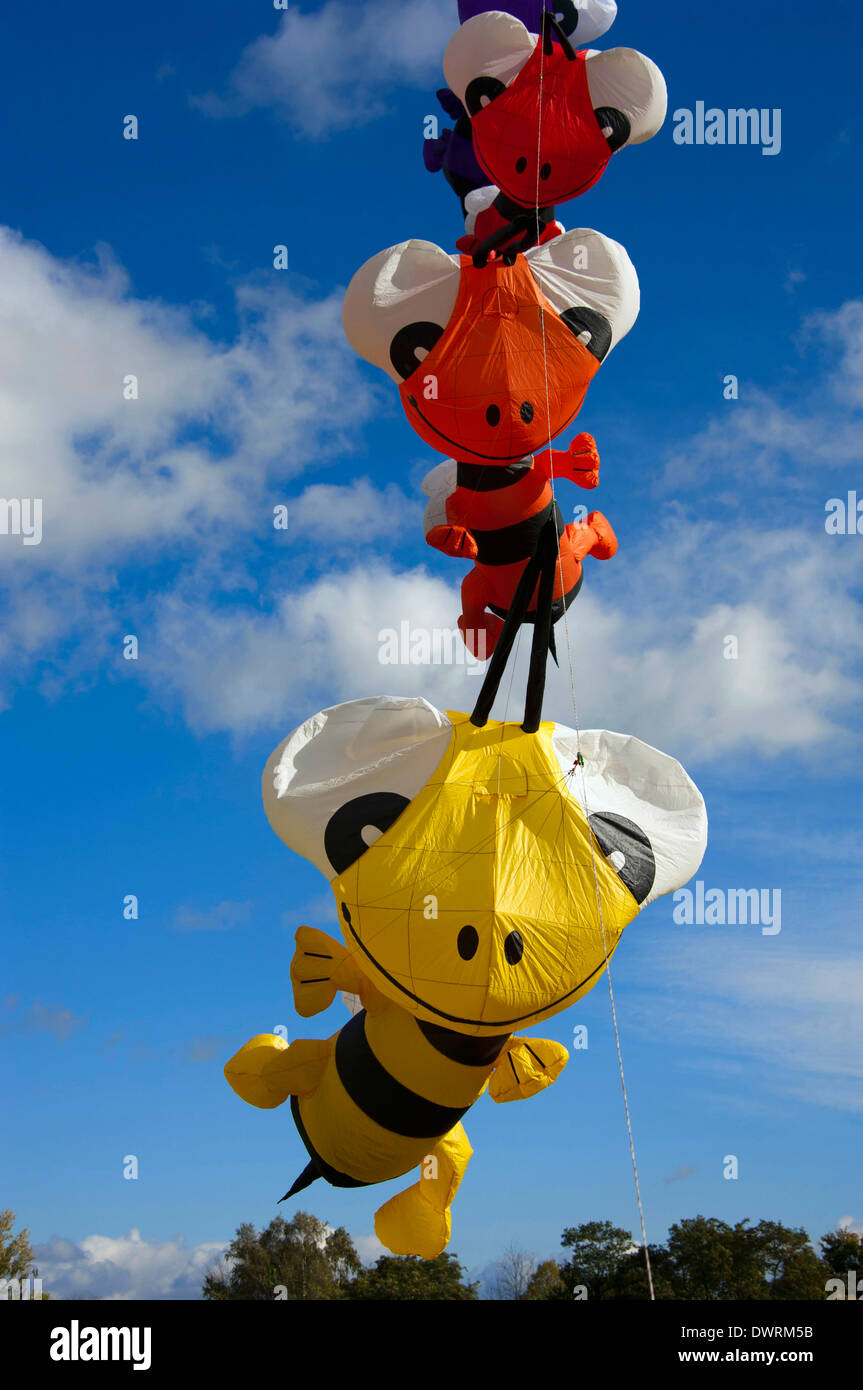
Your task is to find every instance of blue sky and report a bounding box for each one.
[1,0,862,1298]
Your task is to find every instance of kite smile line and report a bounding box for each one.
[339,899,611,1030]
[406,392,577,461]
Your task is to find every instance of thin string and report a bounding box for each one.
[532,13,655,1300]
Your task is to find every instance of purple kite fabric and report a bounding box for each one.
[456,1,616,45]
[423,88,489,211]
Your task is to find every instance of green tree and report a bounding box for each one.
[202,1211,360,1301]
[556,1220,636,1299]
[546,1215,831,1301]
[752,1220,829,1300]
[768,1246,830,1300]
[348,1252,478,1300]
[604,1244,678,1300]
[0,1209,50,1298]
[666,1216,828,1300]
[524,1259,566,1300]
[665,1216,745,1299]
[820,1228,863,1278]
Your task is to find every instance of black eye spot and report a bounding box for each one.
[465,75,507,118]
[560,306,613,362]
[540,162,551,180]
[325,793,410,876]
[504,931,524,965]
[554,1,579,36]
[520,401,534,423]
[486,404,501,426]
[389,322,444,381]
[594,106,631,154]
[588,813,656,905]
[458,925,479,960]
[515,156,527,173]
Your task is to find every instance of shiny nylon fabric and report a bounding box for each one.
[399,253,599,464]
[332,712,637,1035]
[457,2,617,45]
[471,41,612,207]
[295,1011,487,1188]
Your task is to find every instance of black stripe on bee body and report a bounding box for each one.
[417,1018,509,1067]
[335,1012,470,1139]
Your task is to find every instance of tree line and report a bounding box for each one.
[202,1210,862,1301]
[3,1206,859,1301]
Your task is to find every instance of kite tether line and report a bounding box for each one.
[472,7,656,1301]
[470,512,558,733]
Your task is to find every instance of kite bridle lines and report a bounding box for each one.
[533,9,656,1302]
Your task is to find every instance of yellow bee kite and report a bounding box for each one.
[226,695,706,1258]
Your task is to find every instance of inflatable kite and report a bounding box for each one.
[342,227,638,652]
[423,86,569,257]
[429,3,620,250]
[428,3,620,210]
[445,12,666,212]
[225,0,704,1268]
[421,433,615,657]
[425,7,661,257]
[225,695,708,1258]
[423,86,489,214]
[342,227,637,455]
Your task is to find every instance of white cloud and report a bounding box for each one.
[628,929,863,1112]
[0,224,377,708]
[174,1037,227,1064]
[32,1225,402,1298]
[139,295,863,758]
[128,510,863,766]
[809,298,863,409]
[174,900,252,932]
[292,891,342,929]
[0,226,374,571]
[145,561,483,735]
[288,478,413,544]
[192,0,453,136]
[34,1229,227,1301]
[353,1231,388,1264]
[0,1000,88,1042]
[2,220,863,766]
[837,1215,863,1235]
[537,517,863,760]
[664,296,863,489]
